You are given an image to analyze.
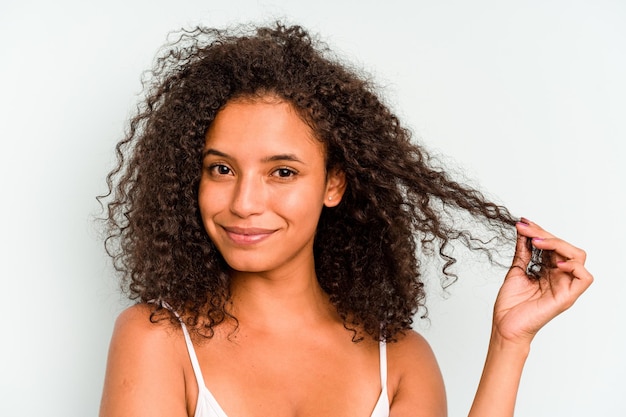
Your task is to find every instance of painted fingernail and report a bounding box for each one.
[532,237,544,242]
[517,221,529,227]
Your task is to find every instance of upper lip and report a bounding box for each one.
[222,226,277,235]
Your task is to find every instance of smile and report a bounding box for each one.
[222,226,277,245]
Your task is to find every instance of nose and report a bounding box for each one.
[230,174,265,218]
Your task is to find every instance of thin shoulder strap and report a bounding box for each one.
[179,319,208,389]
[379,341,388,392]
[160,302,207,389]
[368,340,390,417]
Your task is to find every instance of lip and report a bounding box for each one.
[221,226,277,245]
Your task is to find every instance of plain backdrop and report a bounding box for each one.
[1,0,624,416]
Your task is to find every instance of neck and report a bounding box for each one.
[227,266,337,333]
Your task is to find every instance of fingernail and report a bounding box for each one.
[532,237,544,242]
[517,221,529,227]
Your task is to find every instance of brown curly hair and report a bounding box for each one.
[101,22,525,342]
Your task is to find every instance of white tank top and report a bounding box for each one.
[179,321,390,417]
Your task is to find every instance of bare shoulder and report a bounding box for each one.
[387,330,447,417]
[113,303,176,337]
[388,329,435,361]
[387,330,442,379]
[108,304,183,356]
[100,304,190,417]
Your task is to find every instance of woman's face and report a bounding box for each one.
[198,98,345,276]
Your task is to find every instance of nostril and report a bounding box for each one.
[230,178,265,217]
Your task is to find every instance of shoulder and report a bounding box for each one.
[387,329,435,360]
[108,304,183,354]
[387,330,447,417]
[113,303,175,336]
[100,304,191,417]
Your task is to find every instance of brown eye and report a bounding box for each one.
[209,164,233,176]
[272,168,297,178]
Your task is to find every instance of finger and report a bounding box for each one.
[556,259,594,294]
[517,219,587,263]
[531,237,587,264]
[516,218,556,240]
[511,222,533,270]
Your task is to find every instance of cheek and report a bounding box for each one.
[271,181,326,221]
[197,183,223,227]
[197,183,211,216]
[197,195,223,246]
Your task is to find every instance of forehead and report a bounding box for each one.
[204,98,325,157]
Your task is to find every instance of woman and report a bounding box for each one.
[99,23,592,417]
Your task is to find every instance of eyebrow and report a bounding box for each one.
[202,148,229,159]
[262,154,305,164]
[202,148,306,164]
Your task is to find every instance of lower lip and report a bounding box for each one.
[224,230,275,245]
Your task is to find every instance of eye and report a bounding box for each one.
[208,164,233,176]
[272,167,298,179]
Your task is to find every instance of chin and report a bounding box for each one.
[221,256,275,274]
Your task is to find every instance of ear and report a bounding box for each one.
[324,168,346,207]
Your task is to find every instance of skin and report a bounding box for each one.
[99,98,592,417]
[468,219,593,417]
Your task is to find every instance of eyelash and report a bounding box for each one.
[206,164,298,179]
[208,164,233,176]
[271,167,298,178]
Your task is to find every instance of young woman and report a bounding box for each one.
[99,24,592,417]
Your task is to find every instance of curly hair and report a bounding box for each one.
[101,22,527,342]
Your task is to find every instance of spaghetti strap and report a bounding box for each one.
[379,341,387,390]
[369,341,390,417]
[158,301,208,390]
[179,319,208,390]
